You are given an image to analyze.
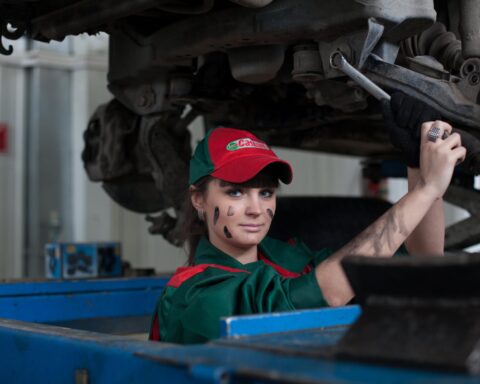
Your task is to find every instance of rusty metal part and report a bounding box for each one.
[459,0,480,58]
[312,79,368,113]
[137,112,191,244]
[264,117,393,157]
[31,0,162,41]
[145,212,181,245]
[405,55,451,80]
[156,0,215,14]
[108,77,169,116]
[228,44,285,84]
[229,0,274,7]
[291,43,324,82]
[364,54,480,130]
[444,185,480,250]
[138,114,190,210]
[401,22,463,72]
[82,96,191,244]
[168,72,194,104]
[82,100,138,182]
[102,176,166,214]
[82,99,167,214]
[362,55,480,175]
[460,58,480,82]
[138,0,435,66]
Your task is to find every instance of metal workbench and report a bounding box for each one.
[0,277,477,383]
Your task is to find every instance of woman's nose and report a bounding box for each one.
[245,195,262,215]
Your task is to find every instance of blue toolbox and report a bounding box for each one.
[45,242,122,279]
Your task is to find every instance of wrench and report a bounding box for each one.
[329,51,391,101]
[330,51,452,138]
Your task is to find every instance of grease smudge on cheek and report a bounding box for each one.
[266,209,274,219]
[224,226,233,239]
[213,207,220,225]
[227,206,235,216]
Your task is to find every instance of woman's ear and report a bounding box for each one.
[190,187,204,211]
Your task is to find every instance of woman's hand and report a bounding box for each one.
[417,120,466,200]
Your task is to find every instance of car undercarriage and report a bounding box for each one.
[1,0,479,249]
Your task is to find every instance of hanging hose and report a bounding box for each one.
[401,22,463,73]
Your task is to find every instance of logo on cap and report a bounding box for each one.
[226,138,270,151]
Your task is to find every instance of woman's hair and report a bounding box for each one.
[182,166,280,265]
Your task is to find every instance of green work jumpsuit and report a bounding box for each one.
[149,236,332,344]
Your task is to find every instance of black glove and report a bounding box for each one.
[454,128,480,175]
[381,92,441,167]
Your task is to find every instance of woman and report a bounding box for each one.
[149,114,465,344]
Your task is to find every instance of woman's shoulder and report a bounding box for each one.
[165,263,251,290]
[261,236,312,256]
[259,236,313,270]
[260,236,333,271]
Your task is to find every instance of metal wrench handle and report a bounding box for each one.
[330,51,391,101]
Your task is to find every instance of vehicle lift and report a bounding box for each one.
[1,252,480,384]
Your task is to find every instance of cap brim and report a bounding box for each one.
[211,155,293,184]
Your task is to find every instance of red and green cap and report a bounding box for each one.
[189,127,293,185]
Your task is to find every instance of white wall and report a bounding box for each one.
[275,148,362,197]
[0,40,27,278]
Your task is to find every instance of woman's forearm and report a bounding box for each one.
[314,182,438,306]
[404,168,445,255]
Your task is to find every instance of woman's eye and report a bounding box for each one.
[260,189,275,198]
[227,189,242,197]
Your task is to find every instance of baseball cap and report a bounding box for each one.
[189,127,293,185]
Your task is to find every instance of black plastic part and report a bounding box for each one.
[336,254,480,374]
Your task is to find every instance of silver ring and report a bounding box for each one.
[427,127,441,143]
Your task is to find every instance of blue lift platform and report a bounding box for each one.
[0,277,477,383]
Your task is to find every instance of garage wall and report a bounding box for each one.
[0,39,27,278]
[275,148,362,197]
[0,36,115,278]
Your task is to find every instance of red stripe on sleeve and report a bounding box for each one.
[166,264,250,288]
[302,264,313,274]
[149,313,161,341]
[258,253,301,278]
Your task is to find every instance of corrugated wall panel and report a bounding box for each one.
[25,67,73,277]
[0,65,26,278]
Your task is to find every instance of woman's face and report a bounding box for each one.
[192,178,277,252]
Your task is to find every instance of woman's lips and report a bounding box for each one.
[239,224,264,231]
